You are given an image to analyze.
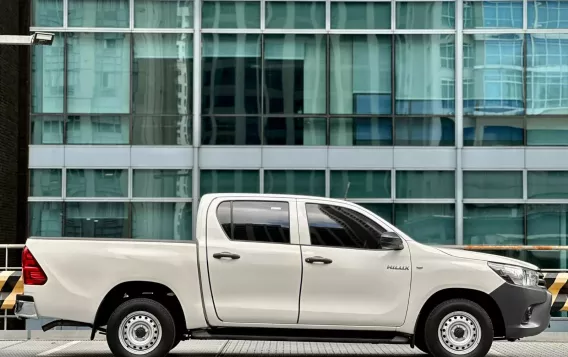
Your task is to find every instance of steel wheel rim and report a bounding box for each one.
[438,311,482,355]
[119,311,162,355]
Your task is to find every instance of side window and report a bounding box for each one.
[216,201,291,243]
[306,203,386,249]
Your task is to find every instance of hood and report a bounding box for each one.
[436,247,539,271]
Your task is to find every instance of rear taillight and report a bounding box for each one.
[22,247,47,285]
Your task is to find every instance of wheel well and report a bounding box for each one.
[414,288,505,339]
[93,281,187,337]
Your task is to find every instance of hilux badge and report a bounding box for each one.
[387,265,409,271]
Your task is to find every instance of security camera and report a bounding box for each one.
[31,32,55,46]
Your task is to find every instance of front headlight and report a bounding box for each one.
[488,262,539,287]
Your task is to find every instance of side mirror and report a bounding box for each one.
[380,232,404,250]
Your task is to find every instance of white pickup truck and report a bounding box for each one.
[16,193,551,357]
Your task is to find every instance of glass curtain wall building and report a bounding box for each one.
[30,1,568,273]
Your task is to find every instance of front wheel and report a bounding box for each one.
[424,299,493,357]
[106,298,176,357]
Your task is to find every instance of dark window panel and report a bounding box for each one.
[64,202,129,238]
[264,170,325,196]
[330,171,391,199]
[202,117,261,145]
[30,169,62,197]
[202,1,261,29]
[395,203,455,245]
[132,116,192,145]
[528,171,568,199]
[359,203,393,224]
[527,117,568,146]
[330,2,390,29]
[396,1,456,29]
[264,117,326,145]
[463,204,525,245]
[134,0,193,28]
[463,117,524,146]
[330,117,393,146]
[133,169,192,198]
[200,170,260,195]
[395,117,455,146]
[132,202,192,240]
[463,171,523,199]
[66,169,128,198]
[265,1,325,29]
[396,171,455,199]
[29,202,63,237]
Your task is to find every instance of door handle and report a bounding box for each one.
[213,252,241,260]
[305,256,332,264]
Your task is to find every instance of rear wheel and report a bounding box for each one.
[424,299,493,357]
[107,298,176,357]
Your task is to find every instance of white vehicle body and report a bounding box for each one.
[16,194,552,357]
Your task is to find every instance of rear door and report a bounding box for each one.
[206,197,302,324]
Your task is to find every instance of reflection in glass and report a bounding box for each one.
[330,171,390,199]
[66,169,128,197]
[265,1,325,29]
[31,116,64,144]
[527,117,568,146]
[464,204,524,245]
[29,202,62,237]
[67,33,130,114]
[264,170,325,196]
[528,171,568,199]
[396,171,455,199]
[133,34,193,115]
[359,203,393,223]
[65,202,128,238]
[133,169,191,197]
[330,117,392,146]
[396,1,455,29]
[202,34,261,115]
[231,201,290,243]
[396,35,455,115]
[395,117,455,146]
[464,0,523,29]
[527,35,568,115]
[264,117,326,145]
[527,205,568,247]
[330,35,391,115]
[200,170,260,195]
[528,1,568,29]
[32,34,64,113]
[264,35,326,114]
[463,116,524,146]
[463,171,523,199]
[395,204,455,245]
[132,202,192,240]
[330,2,390,29]
[463,34,524,115]
[68,0,129,27]
[202,1,260,28]
[30,169,62,197]
[33,0,64,27]
[66,116,129,144]
[132,116,191,145]
[202,117,261,145]
[134,0,193,28]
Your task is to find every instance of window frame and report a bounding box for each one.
[297,199,396,251]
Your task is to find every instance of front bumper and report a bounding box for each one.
[14,295,39,320]
[490,283,552,339]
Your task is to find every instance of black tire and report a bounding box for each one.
[424,299,493,357]
[414,332,430,355]
[107,298,176,357]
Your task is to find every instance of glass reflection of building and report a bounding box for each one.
[28,1,568,282]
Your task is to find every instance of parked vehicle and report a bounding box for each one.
[15,194,551,357]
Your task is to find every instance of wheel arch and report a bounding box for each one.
[414,288,505,339]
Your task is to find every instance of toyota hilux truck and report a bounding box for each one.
[15,193,551,357]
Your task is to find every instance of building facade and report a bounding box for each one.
[28,1,568,277]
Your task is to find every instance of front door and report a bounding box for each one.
[207,198,302,324]
[297,200,412,327]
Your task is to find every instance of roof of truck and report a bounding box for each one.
[201,193,351,203]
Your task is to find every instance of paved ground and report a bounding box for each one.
[2,339,568,357]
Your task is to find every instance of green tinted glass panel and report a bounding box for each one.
[330,2,390,29]
[32,34,64,113]
[358,203,393,223]
[202,1,260,28]
[68,0,129,27]
[66,169,128,197]
[64,202,129,238]
[463,204,524,245]
[66,116,130,144]
[200,170,260,195]
[528,171,568,199]
[29,202,62,237]
[527,204,568,246]
[30,169,62,197]
[31,116,64,144]
[33,0,64,27]
[464,1,523,29]
[463,171,522,199]
[266,1,325,29]
[330,171,390,199]
[395,204,455,244]
[132,202,192,240]
[527,117,568,146]
[264,118,326,145]
[135,0,193,28]
[397,1,455,29]
[396,171,455,198]
[264,170,325,196]
[133,170,191,198]
[133,116,192,145]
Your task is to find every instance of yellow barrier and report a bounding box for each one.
[0,271,23,310]
[544,272,568,313]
